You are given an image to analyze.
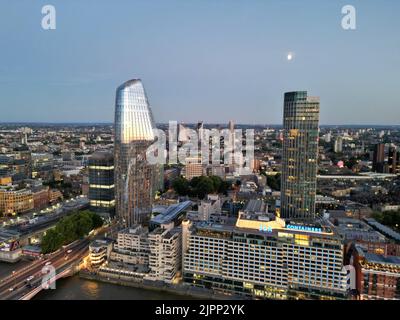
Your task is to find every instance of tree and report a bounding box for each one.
[173,175,231,198]
[194,177,215,199]
[209,176,222,193]
[41,229,63,254]
[55,217,77,244]
[267,174,281,191]
[172,177,190,196]
[40,210,103,254]
[76,213,93,237]
[90,211,104,229]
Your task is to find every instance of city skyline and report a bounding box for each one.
[1,1,400,304]
[0,1,399,125]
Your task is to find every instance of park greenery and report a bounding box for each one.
[172,175,230,199]
[260,171,281,191]
[266,173,281,191]
[41,210,103,254]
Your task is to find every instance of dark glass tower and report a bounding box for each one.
[114,79,156,228]
[280,91,320,220]
[373,143,386,173]
[88,151,115,216]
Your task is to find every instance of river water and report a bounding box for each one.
[34,276,193,300]
[1,260,191,300]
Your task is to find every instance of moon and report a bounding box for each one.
[287,52,294,61]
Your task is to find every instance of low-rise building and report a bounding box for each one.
[89,239,113,268]
[334,218,386,243]
[149,200,192,231]
[353,245,400,300]
[110,225,150,265]
[48,188,63,204]
[32,186,49,210]
[183,157,203,180]
[0,187,34,216]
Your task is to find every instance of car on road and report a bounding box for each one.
[8,287,14,292]
[66,249,72,254]
[26,275,34,281]
[45,261,52,266]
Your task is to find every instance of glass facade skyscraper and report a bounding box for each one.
[280,91,320,220]
[114,79,156,228]
[88,151,115,217]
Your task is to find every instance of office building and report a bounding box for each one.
[114,79,156,227]
[111,225,150,265]
[182,213,348,300]
[31,153,54,179]
[0,187,34,216]
[353,245,400,300]
[13,146,32,178]
[88,151,115,217]
[110,223,182,283]
[280,91,320,220]
[373,143,385,173]
[334,137,343,153]
[183,157,203,180]
[228,120,235,133]
[32,186,50,210]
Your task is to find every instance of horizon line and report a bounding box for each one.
[1,122,400,127]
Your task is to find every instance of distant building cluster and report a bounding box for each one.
[1,80,400,300]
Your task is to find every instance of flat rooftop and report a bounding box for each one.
[151,200,192,225]
[364,252,400,266]
[243,199,265,213]
[364,218,400,242]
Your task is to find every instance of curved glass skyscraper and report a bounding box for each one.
[114,79,156,227]
[280,91,320,220]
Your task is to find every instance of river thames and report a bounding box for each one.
[33,276,192,300]
[1,261,190,300]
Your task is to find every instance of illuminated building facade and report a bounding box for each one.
[281,91,320,220]
[353,245,400,300]
[89,239,113,268]
[114,79,156,227]
[0,188,34,216]
[182,215,348,300]
[88,151,115,216]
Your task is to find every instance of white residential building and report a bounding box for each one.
[145,226,182,283]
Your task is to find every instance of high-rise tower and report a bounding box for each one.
[280,91,320,220]
[373,143,385,173]
[114,79,156,227]
[88,151,115,217]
